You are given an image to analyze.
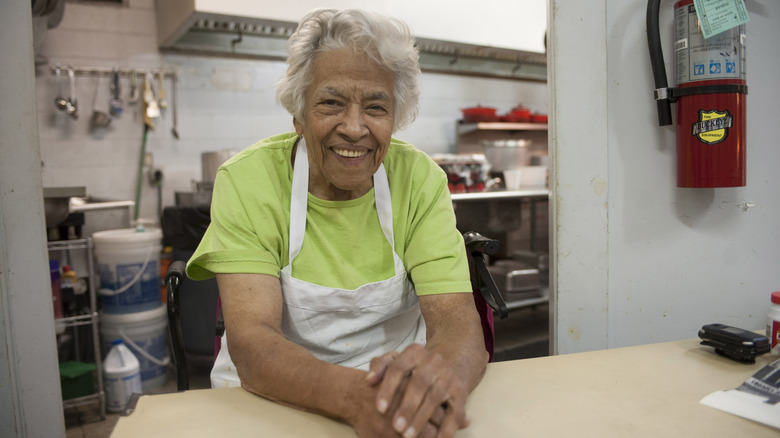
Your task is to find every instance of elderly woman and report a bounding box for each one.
[187,8,488,438]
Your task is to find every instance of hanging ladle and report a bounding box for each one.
[90,76,112,130]
[54,63,68,111]
[65,65,78,119]
[109,68,123,116]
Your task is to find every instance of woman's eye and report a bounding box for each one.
[367,104,388,114]
[322,99,341,106]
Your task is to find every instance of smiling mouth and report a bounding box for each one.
[333,148,368,158]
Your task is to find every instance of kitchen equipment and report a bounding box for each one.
[174,150,238,207]
[65,65,78,119]
[157,72,168,111]
[43,186,86,228]
[503,169,523,190]
[481,139,532,172]
[90,77,112,130]
[143,73,160,124]
[54,64,68,111]
[109,69,123,116]
[461,106,499,123]
[170,73,179,139]
[517,166,547,187]
[501,105,531,123]
[128,70,140,104]
[488,259,541,300]
[432,154,491,193]
[201,150,238,184]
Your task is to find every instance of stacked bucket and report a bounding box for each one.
[93,226,169,391]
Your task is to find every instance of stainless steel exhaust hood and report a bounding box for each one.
[155,1,546,82]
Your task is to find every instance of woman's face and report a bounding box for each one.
[294,49,395,201]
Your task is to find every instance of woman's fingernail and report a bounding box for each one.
[366,371,376,381]
[394,416,407,432]
[403,426,416,438]
[377,398,388,413]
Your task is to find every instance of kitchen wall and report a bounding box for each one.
[550,0,780,353]
[35,0,548,232]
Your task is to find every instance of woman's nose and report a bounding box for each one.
[338,104,368,138]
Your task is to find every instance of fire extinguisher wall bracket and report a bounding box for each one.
[671,84,748,99]
[646,0,747,188]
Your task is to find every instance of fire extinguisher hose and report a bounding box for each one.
[646,0,673,127]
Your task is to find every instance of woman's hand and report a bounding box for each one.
[351,364,448,438]
[365,344,470,438]
[362,292,489,438]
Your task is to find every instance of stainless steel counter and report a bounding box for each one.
[450,187,548,202]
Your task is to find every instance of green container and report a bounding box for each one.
[59,361,96,400]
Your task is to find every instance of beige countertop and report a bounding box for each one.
[111,337,779,437]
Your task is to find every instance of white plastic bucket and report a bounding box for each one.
[94,227,162,314]
[100,304,169,391]
[103,339,142,412]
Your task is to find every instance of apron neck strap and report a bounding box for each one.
[286,138,401,273]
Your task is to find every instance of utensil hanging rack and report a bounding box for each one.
[49,65,176,79]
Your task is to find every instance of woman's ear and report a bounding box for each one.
[293,117,303,135]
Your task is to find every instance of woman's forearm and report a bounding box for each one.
[228,323,371,422]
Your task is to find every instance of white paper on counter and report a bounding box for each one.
[701,389,780,430]
[700,358,780,430]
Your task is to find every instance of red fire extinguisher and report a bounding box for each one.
[647,0,747,188]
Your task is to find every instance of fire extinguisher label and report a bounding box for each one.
[692,109,732,145]
[675,5,746,85]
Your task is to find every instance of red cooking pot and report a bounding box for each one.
[461,106,499,123]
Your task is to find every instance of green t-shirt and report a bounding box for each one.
[186,132,470,296]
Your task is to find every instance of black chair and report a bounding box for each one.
[165,231,507,391]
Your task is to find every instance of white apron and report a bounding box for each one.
[211,139,426,388]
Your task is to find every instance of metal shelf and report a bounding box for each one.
[457,122,548,135]
[504,287,549,311]
[49,237,106,420]
[451,188,548,202]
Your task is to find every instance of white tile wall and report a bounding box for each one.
[35,1,549,232]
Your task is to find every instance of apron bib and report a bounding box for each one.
[211,139,425,388]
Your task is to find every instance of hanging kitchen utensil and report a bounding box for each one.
[143,73,159,128]
[170,73,180,139]
[65,65,78,119]
[128,70,140,104]
[109,69,123,116]
[90,76,112,130]
[47,0,65,29]
[157,72,169,115]
[53,63,68,111]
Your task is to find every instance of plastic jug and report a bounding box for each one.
[103,339,142,412]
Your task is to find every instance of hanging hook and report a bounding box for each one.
[231,28,243,52]
[512,59,522,74]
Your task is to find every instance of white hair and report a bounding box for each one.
[276,8,421,132]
